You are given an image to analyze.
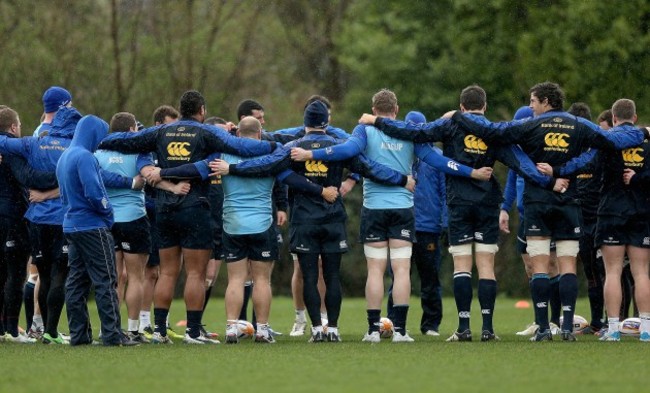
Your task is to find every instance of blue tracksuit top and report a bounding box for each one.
[57,116,114,232]
[413,146,447,234]
[0,106,81,225]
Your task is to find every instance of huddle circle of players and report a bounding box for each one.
[0,81,648,346]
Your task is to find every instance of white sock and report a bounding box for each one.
[327,326,338,335]
[128,319,139,333]
[295,309,306,323]
[257,323,269,337]
[139,311,151,330]
[166,314,170,329]
[608,317,620,333]
[639,312,650,334]
[312,325,323,334]
[321,311,328,323]
[32,315,43,329]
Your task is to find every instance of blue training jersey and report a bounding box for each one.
[358,125,414,209]
[94,150,153,223]
[221,153,275,235]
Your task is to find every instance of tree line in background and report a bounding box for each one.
[1,0,648,297]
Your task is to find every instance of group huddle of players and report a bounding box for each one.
[0,81,648,345]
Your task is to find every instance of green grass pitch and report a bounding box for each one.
[0,297,647,393]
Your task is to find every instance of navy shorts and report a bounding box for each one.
[517,217,556,255]
[222,226,278,263]
[595,215,650,248]
[290,222,349,254]
[524,202,582,240]
[112,216,151,254]
[359,207,415,243]
[157,205,212,250]
[448,204,499,246]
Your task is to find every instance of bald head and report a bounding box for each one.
[237,116,262,138]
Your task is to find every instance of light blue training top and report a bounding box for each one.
[221,153,275,235]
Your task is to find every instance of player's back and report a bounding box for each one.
[360,124,413,209]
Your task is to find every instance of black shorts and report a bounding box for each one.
[517,217,557,255]
[290,222,349,254]
[147,208,160,266]
[28,223,68,270]
[595,215,650,248]
[112,216,151,254]
[157,205,212,250]
[448,204,499,246]
[524,202,582,240]
[1,217,29,251]
[222,226,278,263]
[359,207,415,243]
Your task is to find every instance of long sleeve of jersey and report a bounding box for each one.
[451,111,529,145]
[414,144,474,178]
[273,182,289,212]
[311,125,367,161]
[229,146,292,177]
[495,145,552,188]
[203,126,275,157]
[100,169,132,189]
[552,148,598,177]
[577,120,644,150]
[375,117,451,143]
[276,170,323,196]
[501,170,517,211]
[98,128,160,154]
[5,154,57,190]
[438,171,448,228]
[629,168,650,188]
[345,154,407,186]
[136,153,155,172]
[0,136,31,158]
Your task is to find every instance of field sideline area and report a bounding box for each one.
[0,297,645,393]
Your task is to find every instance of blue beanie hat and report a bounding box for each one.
[405,111,426,124]
[42,86,72,113]
[513,106,533,120]
[304,100,329,129]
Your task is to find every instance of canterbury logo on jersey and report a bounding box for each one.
[543,132,569,153]
[305,160,328,177]
[167,142,191,161]
[463,135,488,154]
[622,147,644,167]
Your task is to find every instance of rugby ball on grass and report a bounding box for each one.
[379,317,394,339]
[236,320,255,339]
[559,314,588,332]
[619,318,641,336]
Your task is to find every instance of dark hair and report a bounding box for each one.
[109,112,137,133]
[529,82,564,110]
[372,89,397,115]
[567,102,592,121]
[0,107,18,131]
[304,95,332,110]
[237,99,264,120]
[152,105,179,125]
[179,91,205,119]
[597,109,613,127]
[612,99,636,122]
[205,116,227,126]
[460,85,486,111]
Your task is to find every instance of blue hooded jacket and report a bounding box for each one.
[0,106,80,225]
[56,115,113,233]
